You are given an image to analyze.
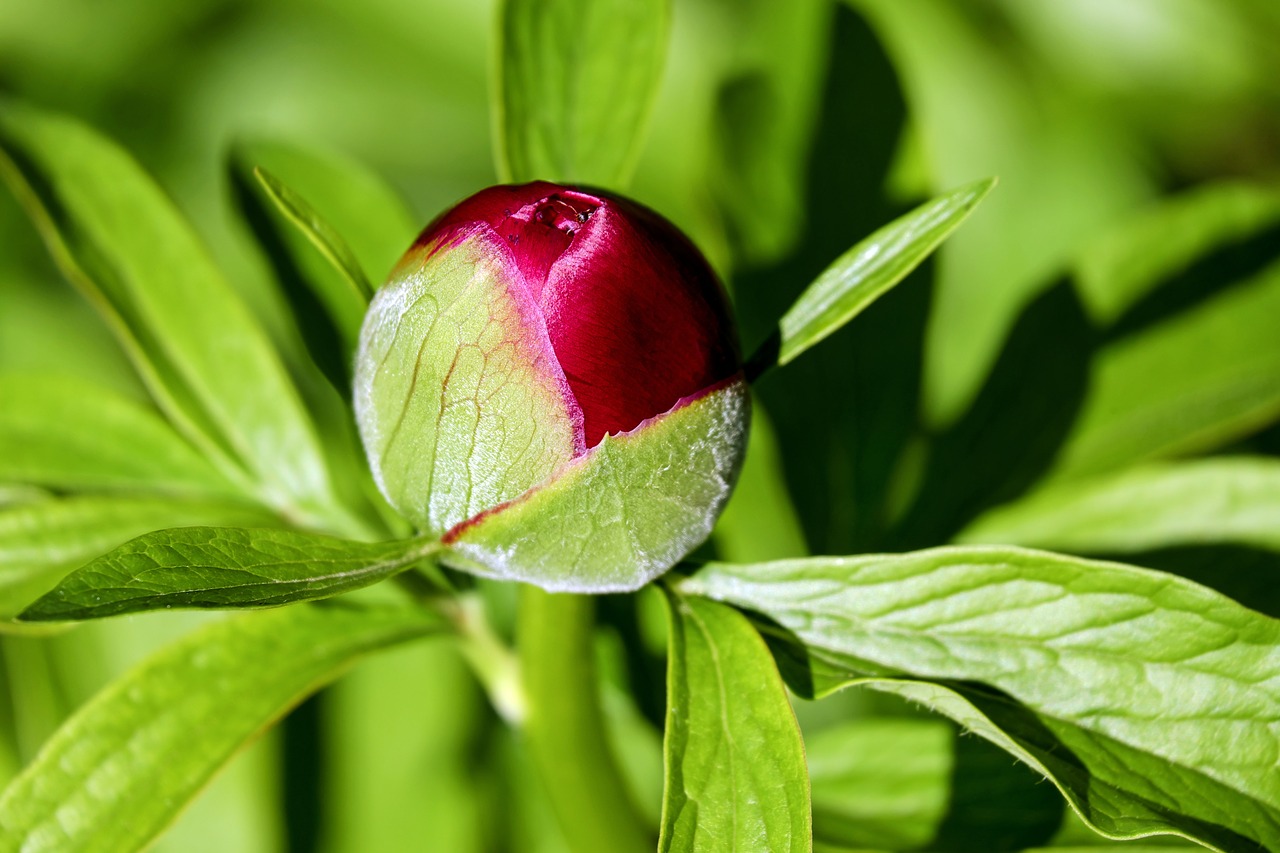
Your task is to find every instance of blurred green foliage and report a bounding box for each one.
[3,0,1279,850]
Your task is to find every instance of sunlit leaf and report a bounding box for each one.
[0,374,239,499]
[659,589,811,853]
[20,528,440,621]
[1051,259,1280,480]
[0,497,278,621]
[682,547,1280,851]
[0,603,445,852]
[961,457,1280,554]
[756,177,994,374]
[0,102,342,529]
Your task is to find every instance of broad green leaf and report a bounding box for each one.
[659,590,811,853]
[1051,258,1280,480]
[0,602,445,852]
[0,102,341,528]
[0,374,238,499]
[759,178,995,372]
[808,717,1061,852]
[20,528,440,621]
[444,381,748,593]
[498,0,669,187]
[682,547,1280,851]
[1076,182,1280,325]
[960,457,1280,554]
[0,496,279,621]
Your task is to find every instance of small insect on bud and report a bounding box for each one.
[355,182,748,592]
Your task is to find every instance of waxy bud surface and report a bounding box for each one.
[355,182,749,592]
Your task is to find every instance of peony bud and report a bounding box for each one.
[354,182,749,592]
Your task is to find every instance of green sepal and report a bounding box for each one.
[443,380,749,593]
[354,233,582,536]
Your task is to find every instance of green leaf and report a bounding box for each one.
[681,547,1280,851]
[1076,182,1280,325]
[254,165,373,310]
[498,0,669,187]
[659,589,811,853]
[0,102,341,528]
[20,528,441,622]
[444,381,748,593]
[1051,258,1280,480]
[0,602,445,852]
[808,717,1061,852]
[960,457,1280,554]
[229,139,418,392]
[0,497,279,621]
[757,177,995,373]
[0,374,239,498]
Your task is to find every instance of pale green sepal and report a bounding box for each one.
[444,380,750,593]
[353,233,581,536]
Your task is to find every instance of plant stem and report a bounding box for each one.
[518,587,653,853]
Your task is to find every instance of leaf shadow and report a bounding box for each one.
[892,279,1096,549]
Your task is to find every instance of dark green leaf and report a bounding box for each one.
[682,548,1280,851]
[20,528,441,621]
[498,0,669,187]
[0,102,343,529]
[0,497,279,621]
[0,374,239,498]
[0,603,444,851]
[755,177,995,374]
[659,589,811,853]
[961,457,1280,555]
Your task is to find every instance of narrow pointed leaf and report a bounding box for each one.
[960,457,1280,554]
[753,178,995,375]
[0,374,238,498]
[498,0,669,186]
[230,137,416,386]
[255,165,373,304]
[0,496,279,621]
[0,603,445,852]
[659,589,811,853]
[20,528,441,622]
[681,547,1280,852]
[0,102,339,525]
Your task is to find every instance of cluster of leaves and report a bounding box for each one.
[3,1,1280,852]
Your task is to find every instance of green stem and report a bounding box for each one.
[518,587,653,853]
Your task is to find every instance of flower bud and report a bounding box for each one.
[355,182,749,592]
